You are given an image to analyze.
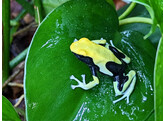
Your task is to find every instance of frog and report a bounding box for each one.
[70,38,136,104]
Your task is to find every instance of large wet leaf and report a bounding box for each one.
[2,96,21,121]
[24,0,156,120]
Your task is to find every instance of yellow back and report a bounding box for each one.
[70,38,122,65]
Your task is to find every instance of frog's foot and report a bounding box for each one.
[113,71,136,104]
[70,74,88,90]
[70,74,99,90]
[92,39,107,45]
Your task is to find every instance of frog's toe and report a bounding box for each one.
[71,85,79,90]
[70,75,81,83]
[70,75,76,80]
[71,85,75,89]
[81,74,85,78]
[110,40,115,47]
[81,74,86,84]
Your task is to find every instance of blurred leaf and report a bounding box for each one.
[24,0,157,120]
[154,38,163,121]
[16,0,34,16]
[42,0,115,15]
[42,0,69,14]
[2,96,21,121]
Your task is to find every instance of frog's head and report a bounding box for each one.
[70,38,90,56]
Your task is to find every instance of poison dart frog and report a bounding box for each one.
[70,38,136,104]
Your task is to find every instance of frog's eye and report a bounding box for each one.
[78,50,87,56]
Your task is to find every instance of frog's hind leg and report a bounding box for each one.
[113,70,136,104]
[70,66,99,90]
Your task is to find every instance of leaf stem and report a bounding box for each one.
[2,0,10,83]
[13,22,37,37]
[10,22,37,69]
[10,9,27,27]
[10,9,27,43]
[10,48,28,69]
[119,2,136,20]
[14,94,24,107]
[8,82,24,88]
[119,17,153,26]
[34,0,45,24]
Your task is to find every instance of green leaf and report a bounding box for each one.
[24,0,156,120]
[2,96,21,121]
[112,30,155,121]
[130,0,163,36]
[118,4,161,48]
[154,38,163,121]
[149,0,163,33]
[15,0,34,16]
[128,1,163,120]
[42,0,115,15]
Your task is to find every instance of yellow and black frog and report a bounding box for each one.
[70,38,136,104]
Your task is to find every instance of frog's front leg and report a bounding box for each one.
[106,40,130,64]
[70,66,99,90]
[91,39,107,45]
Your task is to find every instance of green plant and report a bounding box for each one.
[2,0,162,120]
[24,0,162,120]
[2,0,10,83]
[2,96,21,121]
